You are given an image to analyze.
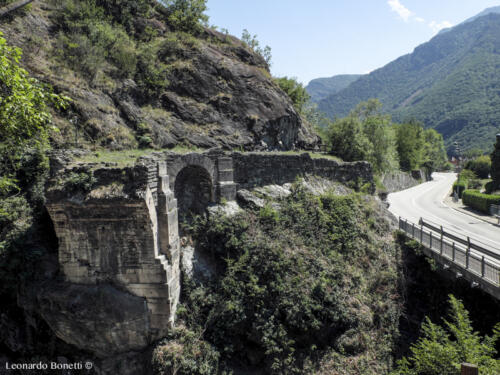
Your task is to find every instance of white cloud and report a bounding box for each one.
[387,0,412,22]
[429,20,453,33]
[415,17,425,23]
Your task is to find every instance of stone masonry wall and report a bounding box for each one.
[231,152,374,191]
[45,160,180,344]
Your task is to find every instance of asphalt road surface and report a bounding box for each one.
[388,172,500,253]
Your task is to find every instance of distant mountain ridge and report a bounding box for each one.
[317,11,500,153]
[439,5,500,34]
[306,74,362,103]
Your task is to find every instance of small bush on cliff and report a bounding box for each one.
[274,76,309,114]
[153,326,219,375]
[392,295,500,375]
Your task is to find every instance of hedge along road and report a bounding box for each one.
[387,172,500,255]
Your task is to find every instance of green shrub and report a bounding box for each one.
[162,0,209,33]
[465,155,491,179]
[258,204,279,226]
[485,181,494,194]
[468,179,482,190]
[274,76,309,113]
[462,190,500,214]
[63,171,96,193]
[458,169,477,182]
[152,326,219,375]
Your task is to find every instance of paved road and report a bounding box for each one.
[388,172,500,253]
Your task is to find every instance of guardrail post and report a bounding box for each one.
[466,237,471,269]
[430,232,433,250]
[452,243,456,262]
[420,223,423,243]
[440,226,444,255]
[481,256,485,278]
[411,222,415,238]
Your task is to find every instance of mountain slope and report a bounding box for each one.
[318,13,500,153]
[306,74,362,102]
[0,1,317,152]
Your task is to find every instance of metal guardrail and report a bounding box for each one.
[399,217,500,288]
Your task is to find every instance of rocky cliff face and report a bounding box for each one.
[0,2,318,152]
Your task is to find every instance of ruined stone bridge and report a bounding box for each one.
[45,150,372,349]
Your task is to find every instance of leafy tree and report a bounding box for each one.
[392,295,500,375]
[241,29,272,66]
[160,0,208,33]
[0,35,68,300]
[356,99,398,173]
[423,128,448,172]
[274,76,309,114]
[491,135,500,189]
[326,99,398,173]
[395,120,425,172]
[0,33,68,197]
[325,115,371,163]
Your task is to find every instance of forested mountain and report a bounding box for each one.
[306,74,362,102]
[318,12,500,154]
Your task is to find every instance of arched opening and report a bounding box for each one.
[174,165,213,224]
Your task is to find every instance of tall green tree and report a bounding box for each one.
[392,295,500,375]
[326,99,398,173]
[160,0,208,32]
[423,128,448,172]
[357,99,398,173]
[0,33,68,197]
[395,120,426,172]
[325,115,371,162]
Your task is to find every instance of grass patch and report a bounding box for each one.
[236,150,343,162]
[74,145,203,167]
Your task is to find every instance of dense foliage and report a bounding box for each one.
[461,190,500,214]
[324,99,398,173]
[465,155,491,179]
[274,76,310,114]
[392,295,500,375]
[323,100,447,173]
[0,35,67,298]
[160,0,208,33]
[156,187,399,374]
[395,121,448,173]
[317,13,500,153]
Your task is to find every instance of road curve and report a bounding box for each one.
[387,172,500,253]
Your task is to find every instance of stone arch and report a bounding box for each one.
[174,164,214,223]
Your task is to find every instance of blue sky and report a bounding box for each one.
[206,0,500,85]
